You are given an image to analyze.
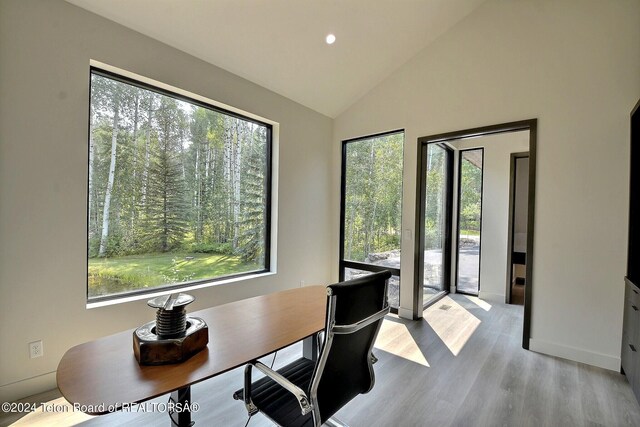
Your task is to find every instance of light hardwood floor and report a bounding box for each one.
[3,293,640,426]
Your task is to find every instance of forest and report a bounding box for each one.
[343,138,482,265]
[88,72,269,298]
[343,134,404,262]
[458,153,482,235]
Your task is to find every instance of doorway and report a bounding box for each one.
[507,153,529,305]
[415,120,537,349]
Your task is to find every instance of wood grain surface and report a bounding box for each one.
[56,286,326,414]
[8,293,640,426]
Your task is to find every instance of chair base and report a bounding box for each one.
[325,417,349,427]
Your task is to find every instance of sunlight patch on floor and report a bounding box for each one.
[10,397,93,426]
[463,294,492,311]
[374,318,429,367]
[424,296,480,356]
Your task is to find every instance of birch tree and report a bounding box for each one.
[98,84,121,257]
[88,102,95,238]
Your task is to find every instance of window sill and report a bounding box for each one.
[86,271,276,309]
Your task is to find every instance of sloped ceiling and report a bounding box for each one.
[66,0,487,117]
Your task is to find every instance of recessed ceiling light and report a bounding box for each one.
[326,34,336,45]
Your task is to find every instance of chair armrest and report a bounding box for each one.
[251,361,313,415]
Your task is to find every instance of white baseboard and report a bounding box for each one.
[478,291,504,303]
[529,338,620,371]
[0,371,57,402]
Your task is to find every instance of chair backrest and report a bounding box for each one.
[309,270,391,425]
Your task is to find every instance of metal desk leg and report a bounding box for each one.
[302,333,319,361]
[169,386,194,427]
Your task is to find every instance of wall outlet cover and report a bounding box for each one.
[29,340,43,359]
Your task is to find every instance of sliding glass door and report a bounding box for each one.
[456,148,484,295]
[416,143,453,308]
[340,131,404,310]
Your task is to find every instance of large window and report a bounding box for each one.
[88,68,271,301]
[340,130,403,310]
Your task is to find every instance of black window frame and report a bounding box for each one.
[87,67,273,304]
[339,129,404,313]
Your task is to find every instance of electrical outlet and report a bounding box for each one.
[29,340,43,359]
[300,280,305,287]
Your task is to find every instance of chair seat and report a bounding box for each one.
[234,271,391,426]
[236,357,316,427]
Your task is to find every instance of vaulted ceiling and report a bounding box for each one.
[66,0,487,117]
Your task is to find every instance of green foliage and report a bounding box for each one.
[239,127,267,262]
[343,133,403,262]
[88,74,269,296]
[88,252,260,297]
[459,153,482,233]
[424,146,447,250]
[142,97,190,252]
[190,242,233,255]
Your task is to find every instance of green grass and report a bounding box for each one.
[89,252,261,298]
[459,229,480,236]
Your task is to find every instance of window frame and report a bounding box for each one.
[339,129,404,313]
[87,67,273,304]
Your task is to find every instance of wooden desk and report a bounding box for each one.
[57,286,326,425]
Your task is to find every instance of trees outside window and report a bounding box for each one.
[340,131,403,309]
[88,69,271,300]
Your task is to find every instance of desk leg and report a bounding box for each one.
[302,333,319,361]
[168,386,194,427]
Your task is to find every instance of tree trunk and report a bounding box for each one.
[346,203,356,260]
[141,94,153,208]
[367,152,381,256]
[363,144,377,257]
[130,91,140,226]
[98,90,120,257]
[88,103,95,238]
[161,119,169,252]
[224,120,233,243]
[195,140,202,243]
[179,127,186,181]
[232,121,241,250]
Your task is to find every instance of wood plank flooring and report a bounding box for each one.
[3,293,640,426]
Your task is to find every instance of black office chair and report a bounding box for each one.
[233,270,391,427]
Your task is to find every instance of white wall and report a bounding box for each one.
[333,0,640,370]
[0,0,333,401]
[451,131,529,301]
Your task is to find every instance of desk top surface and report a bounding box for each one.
[56,285,326,414]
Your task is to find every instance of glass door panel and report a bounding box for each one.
[456,149,483,295]
[417,143,453,307]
